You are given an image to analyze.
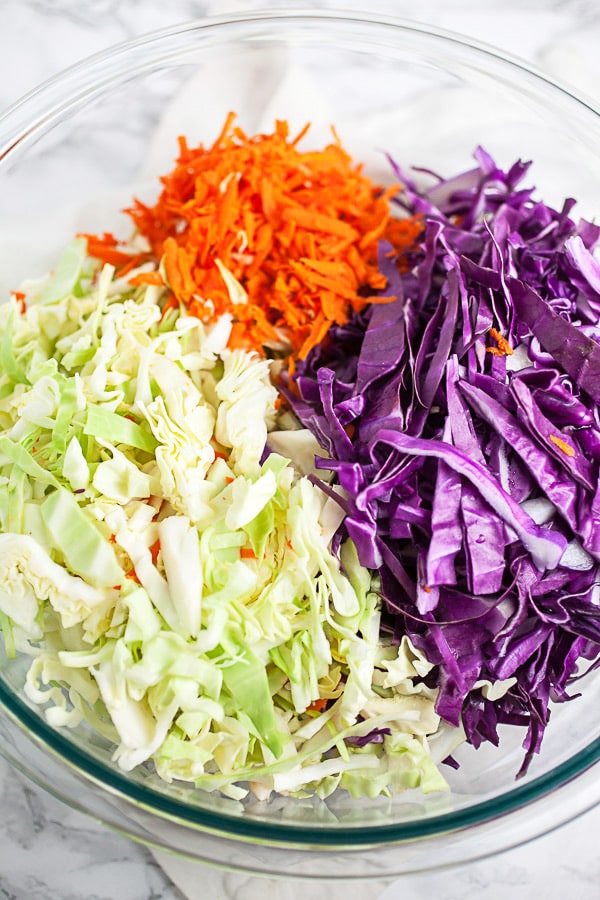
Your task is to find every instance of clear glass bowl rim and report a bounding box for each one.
[0,7,599,849]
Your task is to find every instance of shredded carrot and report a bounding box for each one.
[487,327,514,356]
[11,291,26,313]
[150,539,161,564]
[226,321,250,350]
[160,294,179,321]
[240,547,258,560]
[549,434,576,457]
[78,232,149,273]
[118,254,147,278]
[123,115,422,359]
[128,271,164,287]
[307,697,328,712]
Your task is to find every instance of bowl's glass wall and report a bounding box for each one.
[0,12,599,875]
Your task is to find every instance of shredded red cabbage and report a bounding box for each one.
[345,727,392,748]
[287,149,600,773]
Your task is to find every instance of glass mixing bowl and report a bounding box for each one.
[0,9,599,881]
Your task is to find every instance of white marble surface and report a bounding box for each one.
[1,1,600,898]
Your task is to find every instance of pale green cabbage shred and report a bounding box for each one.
[0,242,452,800]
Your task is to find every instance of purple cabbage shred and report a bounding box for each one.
[345,727,392,748]
[286,149,600,775]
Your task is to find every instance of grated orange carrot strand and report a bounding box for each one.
[128,271,165,287]
[120,113,422,359]
[549,434,576,457]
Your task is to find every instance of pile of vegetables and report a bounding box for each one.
[0,117,599,798]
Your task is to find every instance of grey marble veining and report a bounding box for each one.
[1,1,600,899]
[0,757,183,900]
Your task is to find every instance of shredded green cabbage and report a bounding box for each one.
[0,253,456,800]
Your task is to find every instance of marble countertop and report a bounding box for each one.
[1,1,600,898]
